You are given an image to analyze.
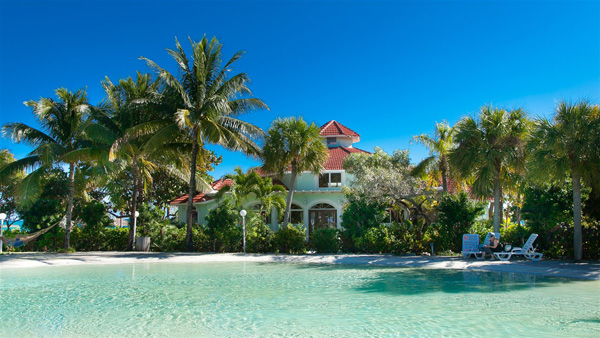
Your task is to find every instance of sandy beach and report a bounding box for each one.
[1,252,598,280]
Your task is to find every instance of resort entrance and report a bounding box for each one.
[308,203,337,237]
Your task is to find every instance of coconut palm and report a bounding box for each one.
[411,121,455,193]
[1,88,94,248]
[141,36,268,251]
[87,73,197,250]
[450,105,530,233]
[262,117,329,224]
[528,100,600,261]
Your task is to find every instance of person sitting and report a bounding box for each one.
[482,233,501,259]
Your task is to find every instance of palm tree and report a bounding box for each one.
[87,73,195,250]
[1,88,93,248]
[528,100,600,261]
[450,105,530,233]
[411,121,455,193]
[262,117,329,225]
[141,36,268,251]
[216,167,262,209]
[253,176,286,220]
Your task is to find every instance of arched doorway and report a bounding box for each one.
[308,203,337,237]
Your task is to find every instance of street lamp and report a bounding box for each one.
[240,210,247,254]
[0,213,7,254]
[133,211,140,250]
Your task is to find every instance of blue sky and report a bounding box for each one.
[1,0,598,179]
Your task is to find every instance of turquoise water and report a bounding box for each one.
[0,262,598,337]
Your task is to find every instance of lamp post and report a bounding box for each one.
[0,213,7,254]
[133,211,139,250]
[240,210,247,254]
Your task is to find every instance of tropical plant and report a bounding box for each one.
[142,36,268,251]
[528,100,600,261]
[411,121,456,192]
[0,149,24,225]
[274,223,307,254]
[262,117,329,224]
[1,88,95,248]
[253,175,286,220]
[434,192,485,253]
[87,73,193,250]
[215,167,262,209]
[450,105,530,233]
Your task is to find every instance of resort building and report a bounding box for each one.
[170,120,370,237]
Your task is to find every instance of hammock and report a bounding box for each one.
[0,222,59,247]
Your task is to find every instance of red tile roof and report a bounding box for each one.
[324,146,370,170]
[170,178,232,205]
[319,120,360,137]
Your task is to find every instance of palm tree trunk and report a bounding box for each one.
[492,173,501,233]
[499,184,504,227]
[186,128,199,252]
[441,156,448,193]
[282,162,298,226]
[64,163,76,249]
[127,167,139,251]
[572,169,583,261]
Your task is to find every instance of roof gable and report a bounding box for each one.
[319,120,360,137]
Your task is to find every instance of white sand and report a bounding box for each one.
[1,252,599,279]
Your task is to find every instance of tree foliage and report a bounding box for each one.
[450,105,530,232]
[343,147,426,206]
[261,117,328,224]
[142,35,267,251]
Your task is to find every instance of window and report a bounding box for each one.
[290,204,303,224]
[319,172,342,188]
[327,137,336,145]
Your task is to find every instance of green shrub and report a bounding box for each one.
[205,198,243,252]
[192,226,211,252]
[389,221,416,254]
[356,224,394,253]
[310,228,341,253]
[246,212,275,253]
[341,198,387,238]
[104,228,128,251]
[543,218,600,259]
[275,224,306,254]
[434,192,485,253]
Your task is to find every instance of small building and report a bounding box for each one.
[170,120,370,238]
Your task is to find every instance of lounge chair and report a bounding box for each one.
[461,234,480,258]
[473,232,501,260]
[493,233,543,261]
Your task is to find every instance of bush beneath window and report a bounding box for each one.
[274,224,307,254]
[310,228,341,253]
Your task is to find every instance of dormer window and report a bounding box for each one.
[319,172,342,188]
[327,137,336,145]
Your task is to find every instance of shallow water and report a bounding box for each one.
[0,262,598,337]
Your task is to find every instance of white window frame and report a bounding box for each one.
[316,171,344,188]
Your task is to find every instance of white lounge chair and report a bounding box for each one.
[461,234,480,258]
[493,233,543,261]
[474,232,501,260]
